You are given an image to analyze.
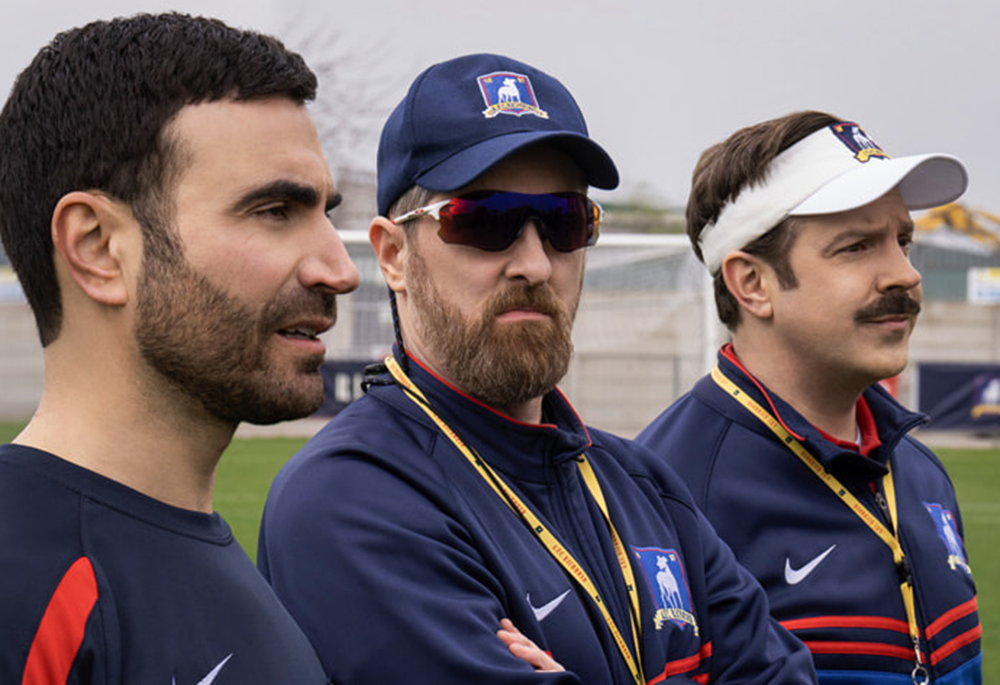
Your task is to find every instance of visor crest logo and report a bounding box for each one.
[477,71,549,120]
[831,122,890,163]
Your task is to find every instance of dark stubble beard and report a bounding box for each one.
[406,249,578,411]
[134,246,336,425]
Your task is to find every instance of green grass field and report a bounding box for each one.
[214,435,310,555]
[1,421,995,678]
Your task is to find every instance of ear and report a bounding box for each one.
[51,191,133,306]
[369,215,408,293]
[720,251,775,321]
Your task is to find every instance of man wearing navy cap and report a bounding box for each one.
[258,54,817,684]
[638,111,982,684]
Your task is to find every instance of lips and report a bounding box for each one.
[277,316,334,340]
[279,326,320,340]
[862,315,910,324]
[264,290,338,342]
[499,306,548,317]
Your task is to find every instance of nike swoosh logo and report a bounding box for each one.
[172,654,233,685]
[198,654,233,685]
[785,544,837,585]
[527,589,572,622]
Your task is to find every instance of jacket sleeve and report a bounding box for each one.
[258,451,579,685]
[694,506,817,685]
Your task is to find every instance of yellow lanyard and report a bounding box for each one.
[711,366,928,684]
[385,356,645,685]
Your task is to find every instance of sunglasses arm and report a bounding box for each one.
[392,199,452,226]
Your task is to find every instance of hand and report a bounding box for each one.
[496,618,565,672]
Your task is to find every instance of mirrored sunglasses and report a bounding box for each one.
[392,190,602,253]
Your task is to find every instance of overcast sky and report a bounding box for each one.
[2,0,998,214]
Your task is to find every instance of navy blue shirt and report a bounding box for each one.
[0,444,327,684]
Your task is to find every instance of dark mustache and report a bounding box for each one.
[854,292,921,323]
[488,285,563,319]
[263,289,338,330]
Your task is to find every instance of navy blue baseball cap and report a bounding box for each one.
[376,53,619,216]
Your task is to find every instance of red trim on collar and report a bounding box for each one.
[721,344,881,456]
[815,396,882,457]
[407,353,548,426]
[815,426,858,452]
[406,352,587,438]
[720,344,807,442]
[855,397,882,456]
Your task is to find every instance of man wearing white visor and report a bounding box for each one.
[638,111,982,685]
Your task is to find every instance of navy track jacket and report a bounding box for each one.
[637,349,982,685]
[259,352,817,684]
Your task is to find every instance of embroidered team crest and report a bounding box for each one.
[971,374,1000,418]
[477,71,549,119]
[830,122,889,163]
[632,547,699,635]
[924,502,972,575]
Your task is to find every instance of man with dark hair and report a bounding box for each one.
[0,13,358,682]
[638,112,982,684]
[258,53,816,685]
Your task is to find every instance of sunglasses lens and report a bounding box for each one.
[535,193,598,252]
[438,191,515,251]
[437,191,599,252]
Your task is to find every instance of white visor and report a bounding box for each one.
[698,122,968,274]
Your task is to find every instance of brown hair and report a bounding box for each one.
[686,111,840,329]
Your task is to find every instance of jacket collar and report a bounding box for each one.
[371,348,592,482]
[702,346,927,480]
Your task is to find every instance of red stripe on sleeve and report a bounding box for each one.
[929,624,982,666]
[646,642,712,684]
[781,614,910,634]
[21,557,99,685]
[802,640,914,661]
[925,597,979,639]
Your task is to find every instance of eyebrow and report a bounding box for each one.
[233,180,342,214]
[822,218,915,251]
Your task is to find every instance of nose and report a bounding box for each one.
[299,218,360,294]
[878,241,921,294]
[505,220,553,286]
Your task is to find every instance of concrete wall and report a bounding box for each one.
[563,290,710,438]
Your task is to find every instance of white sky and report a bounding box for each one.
[2,0,998,211]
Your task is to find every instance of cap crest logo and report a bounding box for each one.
[830,122,890,163]
[477,71,549,120]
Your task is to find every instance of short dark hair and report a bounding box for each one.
[0,12,317,346]
[686,111,840,330]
